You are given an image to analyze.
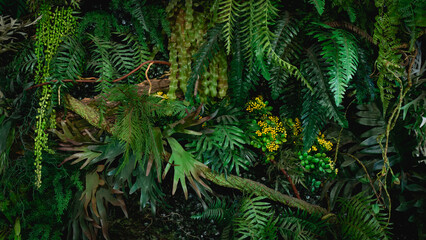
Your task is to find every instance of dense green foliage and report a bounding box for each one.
[0,0,425,239]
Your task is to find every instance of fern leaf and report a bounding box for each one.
[301,89,327,151]
[185,24,222,100]
[124,1,166,52]
[309,0,325,15]
[51,36,85,81]
[228,29,248,105]
[338,194,391,240]
[302,45,348,127]
[218,0,242,54]
[311,25,359,106]
[279,209,328,240]
[235,196,275,240]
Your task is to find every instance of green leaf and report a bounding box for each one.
[163,137,211,199]
[308,0,325,15]
[185,24,223,101]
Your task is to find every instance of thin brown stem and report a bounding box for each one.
[270,159,301,199]
[25,60,171,91]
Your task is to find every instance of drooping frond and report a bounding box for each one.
[301,89,327,151]
[122,0,167,52]
[337,194,391,240]
[301,45,348,127]
[218,0,242,54]
[185,23,222,100]
[271,12,301,62]
[50,36,85,81]
[308,0,325,15]
[228,29,248,105]
[77,11,126,40]
[311,24,359,106]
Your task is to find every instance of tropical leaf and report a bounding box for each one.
[162,137,211,199]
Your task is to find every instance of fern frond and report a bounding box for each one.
[373,2,404,113]
[228,29,249,105]
[218,0,242,54]
[272,12,301,61]
[301,45,348,127]
[301,89,327,151]
[308,0,325,15]
[279,209,329,240]
[185,23,222,100]
[234,196,276,240]
[337,194,391,240]
[110,41,138,76]
[352,49,376,103]
[123,0,166,52]
[108,86,165,165]
[77,11,125,40]
[192,197,236,223]
[311,24,359,106]
[51,36,85,81]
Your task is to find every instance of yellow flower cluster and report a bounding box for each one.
[308,145,318,152]
[155,91,169,99]
[256,117,286,152]
[317,133,333,151]
[293,118,302,135]
[246,96,266,112]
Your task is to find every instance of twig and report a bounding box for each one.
[146,62,154,95]
[343,153,383,205]
[25,60,171,91]
[269,159,301,199]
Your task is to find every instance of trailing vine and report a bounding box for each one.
[33,5,76,188]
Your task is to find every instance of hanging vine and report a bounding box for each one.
[33,5,76,188]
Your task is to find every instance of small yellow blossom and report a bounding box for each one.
[317,133,333,151]
[246,96,267,112]
[293,118,302,135]
[308,145,318,153]
[155,91,169,99]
